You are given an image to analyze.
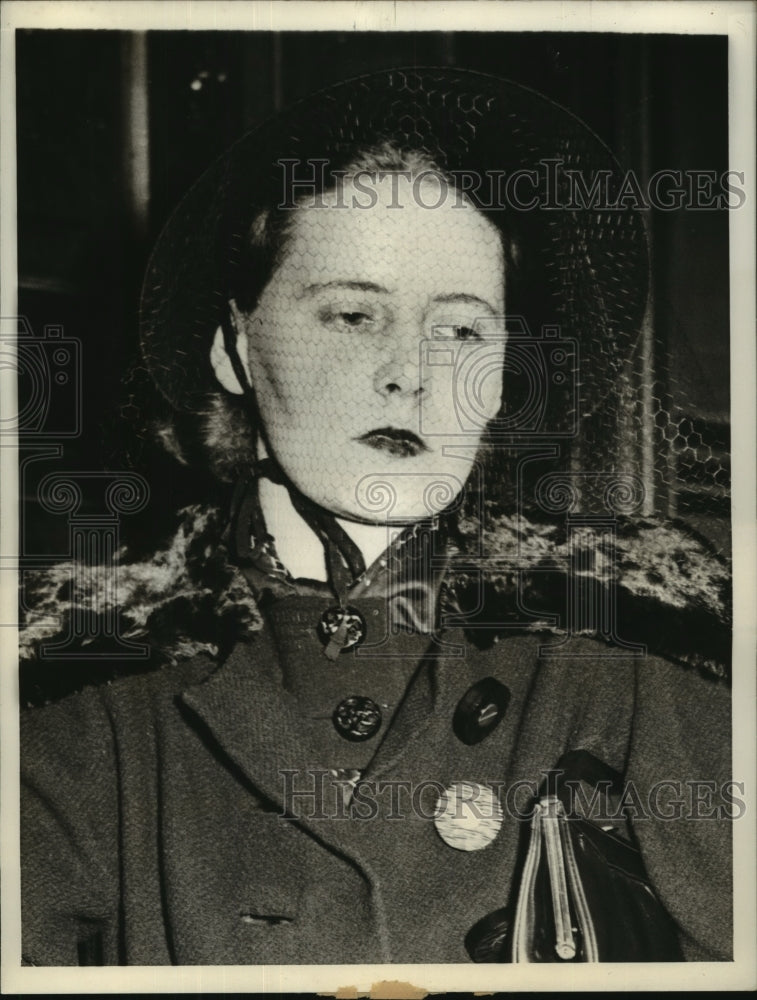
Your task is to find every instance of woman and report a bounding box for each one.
[20,68,732,965]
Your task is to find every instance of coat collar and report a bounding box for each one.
[20,501,733,702]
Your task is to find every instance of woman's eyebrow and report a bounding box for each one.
[432,292,498,315]
[300,280,391,297]
[297,284,498,315]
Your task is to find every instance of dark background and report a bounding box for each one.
[15,30,731,559]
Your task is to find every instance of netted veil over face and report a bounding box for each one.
[140,67,727,531]
[141,71,632,499]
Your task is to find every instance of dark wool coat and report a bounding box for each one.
[21,591,732,966]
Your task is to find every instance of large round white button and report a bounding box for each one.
[433,781,504,851]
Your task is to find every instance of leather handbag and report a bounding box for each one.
[465,750,683,962]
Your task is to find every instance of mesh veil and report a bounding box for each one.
[139,68,729,548]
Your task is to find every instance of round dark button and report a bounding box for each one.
[332,696,382,742]
[453,677,510,745]
[317,605,366,656]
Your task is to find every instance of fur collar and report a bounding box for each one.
[20,503,730,705]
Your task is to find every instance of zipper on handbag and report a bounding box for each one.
[541,796,577,960]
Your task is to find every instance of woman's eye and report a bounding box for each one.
[319,308,374,330]
[340,311,371,327]
[436,324,481,341]
[433,321,484,342]
[454,325,481,342]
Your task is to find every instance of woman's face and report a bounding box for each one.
[237,174,506,523]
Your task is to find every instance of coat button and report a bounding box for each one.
[318,605,366,659]
[332,696,382,741]
[434,781,503,851]
[453,678,510,745]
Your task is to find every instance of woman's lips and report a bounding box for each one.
[356,427,429,458]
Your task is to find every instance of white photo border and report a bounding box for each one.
[1,1,755,993]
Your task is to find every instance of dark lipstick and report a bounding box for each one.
[356,427,429,458]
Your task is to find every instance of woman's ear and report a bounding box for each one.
[209,302,253,394]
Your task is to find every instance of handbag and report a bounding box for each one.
[465,750,684,962]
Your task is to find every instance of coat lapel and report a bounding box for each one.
[178,617,453,861]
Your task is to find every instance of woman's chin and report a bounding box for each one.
[281,453,472,524]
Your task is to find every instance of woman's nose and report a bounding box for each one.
[373,328,427,399]
[373,358,425,398]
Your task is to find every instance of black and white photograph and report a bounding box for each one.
[1,1,755,993]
